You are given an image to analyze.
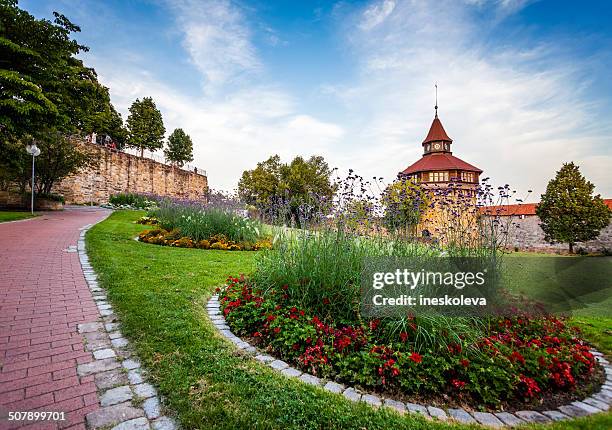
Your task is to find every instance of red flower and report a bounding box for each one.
[399,332,408,342]
[460,359,470,368]
[519,374,541,398]
[451,379,466,389]
[323,297,330,305]
[509,351,525,365]
[409,352,422,363]
[273,327,281,334]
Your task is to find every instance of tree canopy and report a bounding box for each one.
[536,162,611,253]
[0,0,124,196]
[238,155,334,225]
[0,0,124,139]
[164,128,194,167]
[126,97,165,157]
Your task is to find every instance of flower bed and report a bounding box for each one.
[138,228,272,251]
[219,276,603,410]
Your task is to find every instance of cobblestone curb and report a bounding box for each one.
[77,222,178,430]
[208,294,612,427]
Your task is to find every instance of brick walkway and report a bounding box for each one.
[0,207,110,430]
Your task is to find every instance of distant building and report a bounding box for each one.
[482,200,612,253]
[399,110,482,239]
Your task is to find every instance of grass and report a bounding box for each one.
[0,210,37,223]
[86,211,611,429]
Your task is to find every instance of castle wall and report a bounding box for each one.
[499,215,612,253]
[52,145,208,204]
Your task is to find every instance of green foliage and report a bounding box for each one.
[253,228,434,323]
[0,0,125,193]
[223,278,601,408]
[164,128,193,167]
[126,97,165,157]
[0,1,123,138]
[33,133,96,194]
[150,202,263,243]
[536,162,611,253]
[108,193,158,209]
[238,154,335,225]
[382,178,430,235]
[1,132,95,194]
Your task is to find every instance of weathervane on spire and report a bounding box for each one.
[434,83,438,118]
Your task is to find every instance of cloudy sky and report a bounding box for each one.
[23,0,612,199]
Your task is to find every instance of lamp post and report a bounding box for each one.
[25,143,41,214]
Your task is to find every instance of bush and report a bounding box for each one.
[108,193,158,209]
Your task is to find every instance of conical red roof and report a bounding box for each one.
[422,115,452,144]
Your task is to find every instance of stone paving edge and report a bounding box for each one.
[77,217,179,430]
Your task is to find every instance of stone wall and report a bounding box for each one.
[501,215,612,253]
[52,144,208,204]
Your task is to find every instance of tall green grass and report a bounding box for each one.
[150,202,263,243]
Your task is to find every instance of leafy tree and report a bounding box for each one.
[0,0,125,196]
[126,97,165,157]
[164,128,194,167]
[382,178,430,236]
[238,155,334,225]
[34,131,96,194]
[0,1,121,138]
[1,130,95,194]
[536,162,611,253]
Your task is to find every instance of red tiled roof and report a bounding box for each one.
[480,199,612,216]
[401,153,483,175]
[423,116,452,144]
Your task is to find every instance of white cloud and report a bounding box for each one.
[326,0,612,199]
[167,0,261,89]
[359,0,396,31]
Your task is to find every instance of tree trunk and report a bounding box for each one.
[569,242,574,254]
[140,147,144,158]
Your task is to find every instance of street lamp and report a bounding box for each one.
[25,143,41,214]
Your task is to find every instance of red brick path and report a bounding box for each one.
[0,208,110,429]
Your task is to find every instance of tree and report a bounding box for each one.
[126,97,165,157]
[34,131,96,194]
[0,1,120,138]
[0,0,125,195]
[164,128,193,167]
[536,162,611,253]
[238,155,334,225]
[382,178,430,236]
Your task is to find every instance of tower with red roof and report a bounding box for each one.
[400,111,482,184]
[399,109,483,238]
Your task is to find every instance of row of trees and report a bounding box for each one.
[0,1,195,198]
[124,97,194,167]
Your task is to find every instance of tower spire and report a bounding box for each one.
[434,83,438,118]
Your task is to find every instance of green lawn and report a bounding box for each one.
[0,210,37,223]
[86,211,611,430]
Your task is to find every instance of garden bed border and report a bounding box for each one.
[207,294,612,427]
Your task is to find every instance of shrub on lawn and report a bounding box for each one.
[108,193,159,209]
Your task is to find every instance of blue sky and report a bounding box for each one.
[21,0,612,197]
